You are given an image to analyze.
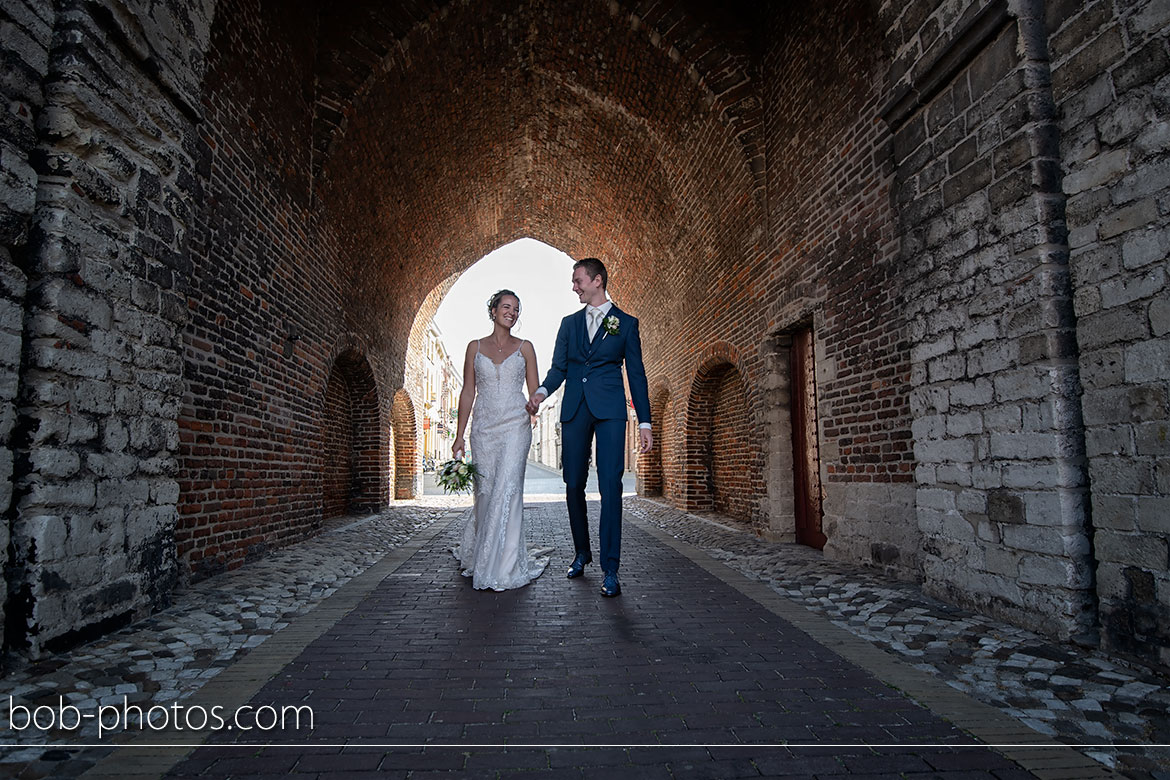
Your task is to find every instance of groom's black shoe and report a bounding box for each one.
[566,552,592,579]
[600,571,621,597]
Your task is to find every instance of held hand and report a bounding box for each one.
[525,392,545,415]
[639,428,653,454]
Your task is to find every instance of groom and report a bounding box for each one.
[526,257,653,597]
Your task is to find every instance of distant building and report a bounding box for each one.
[421,321,461,465]
[529,390,561,470]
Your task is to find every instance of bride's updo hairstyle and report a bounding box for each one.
[487,289,520,322]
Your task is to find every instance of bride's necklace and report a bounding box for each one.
[490,336,510,353]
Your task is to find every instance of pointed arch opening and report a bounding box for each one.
[684,355,760,528]
[321,349,386,517]
[638,386,670,497]
[392,389,419,499]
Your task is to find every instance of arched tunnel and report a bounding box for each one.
[1,0,1168,680]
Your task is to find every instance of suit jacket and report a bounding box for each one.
[540,304,652,424]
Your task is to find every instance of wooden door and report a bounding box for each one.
[791,327,826,549]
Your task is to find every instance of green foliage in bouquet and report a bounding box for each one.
[436,456,478,493]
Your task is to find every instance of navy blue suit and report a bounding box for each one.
[540,304,651,573]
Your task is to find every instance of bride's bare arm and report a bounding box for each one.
[521,340,539,399]
[453,341,477,457]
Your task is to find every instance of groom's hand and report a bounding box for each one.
[525,391,545,415]
[639,428,653,453]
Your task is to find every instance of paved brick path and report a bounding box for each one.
[150,499,1039,779]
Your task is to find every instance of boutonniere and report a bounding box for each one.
[602,315,620,337]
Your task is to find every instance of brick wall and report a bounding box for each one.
[760,1,915,563]
[1050,0,1170,665]
[391,389,418,500]
[178,0,354,581]
[637,386,670,496]
[321,366,352,519]
[321,349,386,518]
[320,0,767,515]
[709,367,757,523]
[683,349,760,526]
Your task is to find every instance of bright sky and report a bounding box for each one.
[432,238,584,377]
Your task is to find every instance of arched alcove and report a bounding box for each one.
[322,349,385,517]
[392,389,420,499]
[684,354,760,528]
[638,386,670,497]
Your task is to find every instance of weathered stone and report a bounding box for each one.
[914,436,975,464]
[1062,149,1130,195]
[993,367,1049,403]
[1100,198,1160,241]
[1150,293,1170,337]
[1094,494,1137,532]
[1091,456,1156,495]
[1137,497,1170,534]
[1002,462,1065,489]
[1077,305,1149,350]
[1019,554,1083,587]
[988,489,1025,525]
[1096,529,1167,570]
[1135,119,1170,157]
[1086,424,1134,457]
[1053,23,1125,94]
[1125,338,1170,383]
[989,432,1059,460]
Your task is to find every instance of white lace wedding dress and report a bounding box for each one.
[454,345,550,590]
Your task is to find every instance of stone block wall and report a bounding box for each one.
[0,0,50,660]
[3,0,212,655]
[1051,0,1170,665]
[887,0,1097,641]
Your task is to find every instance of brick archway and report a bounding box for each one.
[321,349,385,518]
[682,347,762,528]
[392,389,420,499]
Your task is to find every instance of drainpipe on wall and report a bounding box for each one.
[1009,0,1099,645]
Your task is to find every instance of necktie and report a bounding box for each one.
[588,308,601,340]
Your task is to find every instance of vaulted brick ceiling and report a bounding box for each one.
[306,0,767,363]
[311,0,763,186]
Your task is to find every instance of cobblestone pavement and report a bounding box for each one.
[0,491,1165,779]
[624,498,1170,779]
[0,501,460,778]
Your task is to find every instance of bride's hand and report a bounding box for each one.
[452,438,465,459]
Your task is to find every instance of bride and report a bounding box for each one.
[451,289,550,590]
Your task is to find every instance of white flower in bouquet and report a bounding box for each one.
[436,455,478,494]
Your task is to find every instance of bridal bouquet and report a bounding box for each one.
[436,455,478,494]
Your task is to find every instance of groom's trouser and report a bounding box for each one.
[562,404,626,573]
